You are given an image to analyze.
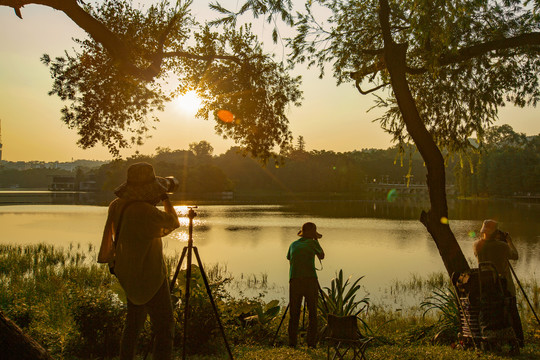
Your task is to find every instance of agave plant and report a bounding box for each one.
[318,269,370,318]
[420,285,461,343]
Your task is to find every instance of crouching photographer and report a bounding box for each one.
[98,162,180,360]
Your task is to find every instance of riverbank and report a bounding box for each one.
[2,243,539,359]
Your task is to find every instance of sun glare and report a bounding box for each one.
[173,90,202,114]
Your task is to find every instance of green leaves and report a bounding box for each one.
[420,285,460,342]
[243,299,281,325]
[39,0,301,160]
[319,269,370,318]
[286,0,540,153]
[179,24,302,161]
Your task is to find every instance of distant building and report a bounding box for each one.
[79,181,98,192]
[78,175,98,192]
[49,176,76,191]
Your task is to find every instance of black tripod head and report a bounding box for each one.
[187,206,198,220]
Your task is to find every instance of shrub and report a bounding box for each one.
[172,264,232,355]
[420,286,460,344]
[70,288,126,358]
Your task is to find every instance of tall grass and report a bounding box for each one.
[1,243,539,359]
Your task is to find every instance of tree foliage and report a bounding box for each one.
[286,0,540,151]
[454,125,540,196]
[1,0,302,159]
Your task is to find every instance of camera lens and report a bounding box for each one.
[165,176,180,193]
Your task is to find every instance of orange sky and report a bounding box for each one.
[0,2,538,162]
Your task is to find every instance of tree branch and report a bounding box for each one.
[350,60,386,79]
[0,0,244,81]
[354,79,388,95]
[162,51,243,65]
[407,32,540,74]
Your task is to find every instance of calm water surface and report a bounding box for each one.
[1,200,539,307]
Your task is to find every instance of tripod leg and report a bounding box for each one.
[509,261,540,326]
[193,246,234,360]
[170,247,187,292]
[182,245,193,360]
[318,284,329,313]
[271,304,289,346]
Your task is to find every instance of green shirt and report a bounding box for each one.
[287,237,324,279]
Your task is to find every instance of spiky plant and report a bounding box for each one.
[420,286,460,343]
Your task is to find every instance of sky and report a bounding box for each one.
[0,1,538,162]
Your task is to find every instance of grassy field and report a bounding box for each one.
[1,243,539,359]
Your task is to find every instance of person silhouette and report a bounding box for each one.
[286,222,325,348]
[98,162,180,360]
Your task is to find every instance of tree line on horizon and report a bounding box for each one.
[1,125,538,198]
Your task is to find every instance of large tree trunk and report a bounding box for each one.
[0,311,53,360]
[378,0,470,277]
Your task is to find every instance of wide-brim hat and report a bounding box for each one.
[480,219,498,236]
[298,222,322,239]
[114,162,168,203]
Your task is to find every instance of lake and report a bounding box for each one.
[1,198,539,307]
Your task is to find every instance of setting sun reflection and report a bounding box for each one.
[168,231,189,243]
[173,206,206,240]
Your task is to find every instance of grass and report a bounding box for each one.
[171,343,540,360]
[1,243,540,359]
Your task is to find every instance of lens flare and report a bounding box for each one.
[217,109,234,123]
[468,231,477,238]
[440,217,449,224]
[386,189,398,202]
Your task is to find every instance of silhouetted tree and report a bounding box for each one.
[189,140,214,157]
[1,0,302,159]
[296,136,306,152]
[453,126,540,197]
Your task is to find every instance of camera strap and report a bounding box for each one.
[315,257,323,271]
[109,200,142,275]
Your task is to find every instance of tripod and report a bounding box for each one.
[170,206,234,360]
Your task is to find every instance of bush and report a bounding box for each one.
[5,301,34,329]
[70,288,126,358]
[172,264,232,355]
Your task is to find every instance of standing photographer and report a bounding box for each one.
[98,162,180,360]
[287,222,325,348]
[473,219,524,346]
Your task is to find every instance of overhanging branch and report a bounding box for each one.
[407,32,540,74]
[0,0,244,81]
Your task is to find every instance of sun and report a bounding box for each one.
[172,90,202,115]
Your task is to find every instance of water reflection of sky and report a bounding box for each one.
[1,203,538,308]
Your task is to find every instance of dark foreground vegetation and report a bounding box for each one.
[2,243,540,359]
